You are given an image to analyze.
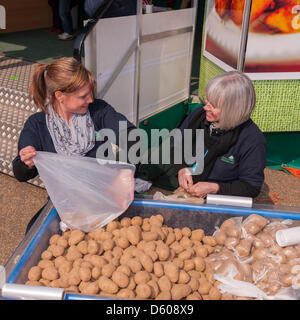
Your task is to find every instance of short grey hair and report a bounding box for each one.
[205,71,256,130]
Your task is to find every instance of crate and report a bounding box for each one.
[4,199,300,300]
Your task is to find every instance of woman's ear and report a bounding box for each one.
[54,90,64,102]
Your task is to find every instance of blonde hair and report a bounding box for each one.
[205,71,256,130]
[29,57,95,113]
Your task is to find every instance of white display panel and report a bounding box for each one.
[84,8,196,123]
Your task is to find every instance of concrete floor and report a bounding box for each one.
[0,173,48,266]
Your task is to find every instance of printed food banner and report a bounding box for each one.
[203,0,300,80]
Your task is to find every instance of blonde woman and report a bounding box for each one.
[177,71,266,198]
[13,57,135,181]
[13,57,136,232]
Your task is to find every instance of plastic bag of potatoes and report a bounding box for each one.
[210,214,300,299]
[25,213,300,300]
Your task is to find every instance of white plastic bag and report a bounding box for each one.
[33,151,135,232]
[214,264,300,300]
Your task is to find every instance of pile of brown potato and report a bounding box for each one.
[26,214,300,299]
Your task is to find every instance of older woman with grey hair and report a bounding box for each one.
[177,71,266,198]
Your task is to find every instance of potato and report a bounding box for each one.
[224,237,239,248]
[252,248,269,260]
[134,271,151,284]
[149,215,163,227]
[174,228,183,241]
[57,237,68,248]
[184,259,195,272]
[178,249,193,260]
[87,239,100,255]
[102,263,116,278]
[142,231,158,242]
[156,242,170,261]
[155,291,171,300]
[165,232,176,246]
[120,217,131,228]
[170,242,184,255]
[202,236,217,247]
[186,292,202,300]
[128,277,136,290]
[49,234,60,245]
[164,262,179,283]
[106,220,119,233]
[143,241,156,252]
[116,237,130,249]
[42,266,59,281]
[79,266,92,282]
[68,229,85,246]
[158,275,172,291]
[280,273,294,286]
[58,261,72,276]
[51,245,65,257]
[153,262,164,277]
[66,246,82,261]
[100,231,114,241]
[117,289,136,299]
[198,278,212,295]
[53,256,66,268]
[98,276,119,294]
[181,227,192,237]
[142,223,151,232]
[256,232,274,248]
[90,255,107,268]
[127,258,142,273]
[209,286,222,300]
[112,271,129,288]
[103,239,115,251]
[173,258,184,269]
[243,222,261,235]
[194,257,206,272]
[28,266,42,281]
[91,267,101,280]
[147,279,159,298]
[178,270,191,284]
[77,240,88,254]
[39,278,51,287]
[41,250,53,260]
[139,253,153,273]
[190,228,204,241]
[188,277,199,291]
[127,226,142,245]
[180,236,192,248]
[283,247,298,260]
[151,226,165,241]
[236,239,252,257]
[26,280,42,286]
[194,245,208,258]
[171,284,191,300]
[136,283,152,299]
[131,216,143,226]
[224,227,241,238]
[214,231,227,245]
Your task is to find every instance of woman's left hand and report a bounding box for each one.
[187,182,219,198]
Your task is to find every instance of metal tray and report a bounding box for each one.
[4,199,300,300]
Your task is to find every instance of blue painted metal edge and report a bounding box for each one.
[131,199,300,220]
[6,207,58,284]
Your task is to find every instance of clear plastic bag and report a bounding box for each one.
[33,151,135,232]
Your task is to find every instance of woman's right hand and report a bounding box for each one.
[19,146,37,169]
[178,168,193,191]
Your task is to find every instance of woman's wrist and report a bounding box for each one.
[212,183,220,194]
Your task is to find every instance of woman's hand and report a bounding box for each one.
[178,168,194,190]
[187,182,219,198]
[19,146,37,169]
